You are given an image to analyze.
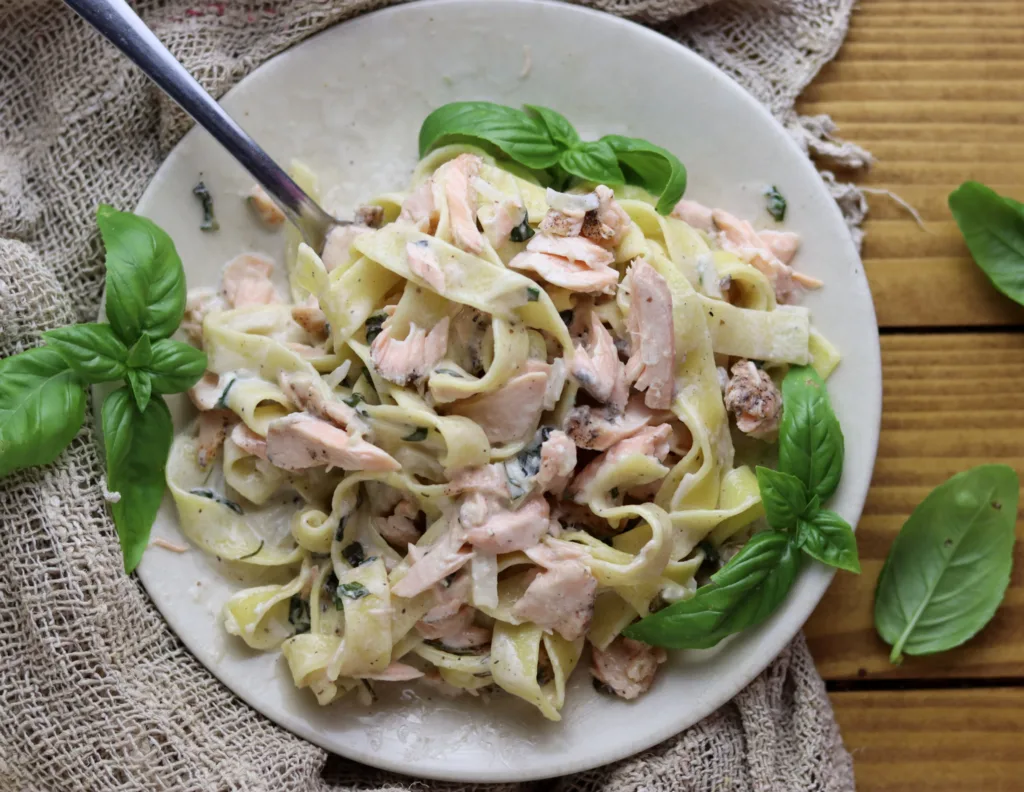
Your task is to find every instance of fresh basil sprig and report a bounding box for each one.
[948,181,1024,306]
[0,205,205,572]
[419,101,687,215]
[624,365,857,649]
[875,465,1019,664]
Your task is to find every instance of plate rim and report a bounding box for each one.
[124,0,882,781]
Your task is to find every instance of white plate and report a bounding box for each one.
[130,0,881,782]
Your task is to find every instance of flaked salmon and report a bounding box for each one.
[246,185,286,227]
[570,424,672,498]
[182,288,225,347]
[512,541,597,641]
[392,524,473,599]
[230,422,268,460]
[405,240,446,293]
[461,492,550,554]
[439,154,485,254]
[590,636,667,700]
[322,225,372,273]
[564,393,657,451]
[265,413,399,472]
[446,366,548,445]
[624,259,675,410]
[221,253,281,308]
[723,359,782,439]
[370,311,449,386]
[571,311,627,408]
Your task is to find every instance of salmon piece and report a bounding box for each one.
[445,464,510,499]
[446,369,548,445]
[590,636,667,700]
[539,207,584,237]
[439,154,485,254]
[507,251,619,294]
[423,569,472,622]
[564,393,656,451]
[571,311,627,407]
[291,295,328,338]
[462,492,551,554]
[277,371,360,430]
[392,525,473,599]
[580,185,631,247]
[230,422,268,460]
[354,204,385,229]
[376,499,422,550]
[221,253,281,308]
[713,210,822,303]
[758,229,801,265]
[246,185,286,227]
[624,260,676,410]
[670,199,715,233]
[535,430,577,496]
[723,360,782,439]
[370,315,450,386]
[398,179,438,234]
[570,424,672,498]
[182,288,225,347]
[196,410,235,469]
[512,544,597,641]
[417,603,490,649]
[361,662,424,682]
[405,240,446,292]
[265,413,399,472]
[527,233,615,269]
[321,225,372,273]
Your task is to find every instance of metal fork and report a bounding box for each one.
[64,0,348,253]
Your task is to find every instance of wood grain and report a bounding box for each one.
[795,0,1024,328]
[806,334,1024,679]
[831,688,1024,791]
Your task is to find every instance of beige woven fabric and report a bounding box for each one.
[0,1,862,790]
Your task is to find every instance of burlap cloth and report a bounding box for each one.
[0,1,868,790]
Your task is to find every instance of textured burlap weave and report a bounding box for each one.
[0,1,864,790]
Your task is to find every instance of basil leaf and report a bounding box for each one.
[624,531,799,649]
[403,426,428,442]
[125,334,152,368]
[141,338,208,394]
[0,347,86,477]
[43,323,128,383]
[600,135,687,215]
[524,104,580,148]
[765,186,787,222]
[102,388,173,572]
[755,466,808,530]
[948,181,1024,306]
[796,510,861,574]
[874,465,1019,664]
[778,366,844,502]
[418,102,561,170]
[127,369,152,412]
[98,205,187,343]
[336,581,370,603]
[558,140,626,185]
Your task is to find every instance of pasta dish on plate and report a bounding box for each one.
[168,144,838,719]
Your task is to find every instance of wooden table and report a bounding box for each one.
[797,0,1024,788]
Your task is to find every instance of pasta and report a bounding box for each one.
[168,145,836,719]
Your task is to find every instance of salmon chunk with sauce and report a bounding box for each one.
[221,253,281,308]
[571,311,627,407]
[392,526,473,599]
[265,413,399,472]
[461,492,551,554]
[564,393,658,451]
[591,636,667,699]
[509,233,618,294]
[512,542,597,641]
[405,240,446,293]
[624,260,676,410]
[246,185,286,227]
[723,359,782,439]
[438,154,485,254]
[446,365,549,445]
[370,313,450,386]
[570,424,672,498]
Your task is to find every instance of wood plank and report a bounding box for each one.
[807,333,1024,679]
[796,0,1024,328]
[831,688,1024,792]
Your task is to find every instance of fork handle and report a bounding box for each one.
[64,0,338,250]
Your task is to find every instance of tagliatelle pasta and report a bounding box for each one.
[166,144,836,719]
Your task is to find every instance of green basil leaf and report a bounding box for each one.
[0,347,86,477]
[141,338,208,394]
[127,369,152,412]
[624,531,799,649]
[558,141,626,185]
[755,466,808,530]
[778,366,844,502]
[765,186,787,222]
[98,205,187,343]
[43,323,128,384]
[524,104,580,148]
[600,135,687,215]
[125,334,152,368]
[796,510,861,574]
[418,102,561,170]
[948,182,1024,306]
[874,464,1019,664]
[101,388,174,572]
